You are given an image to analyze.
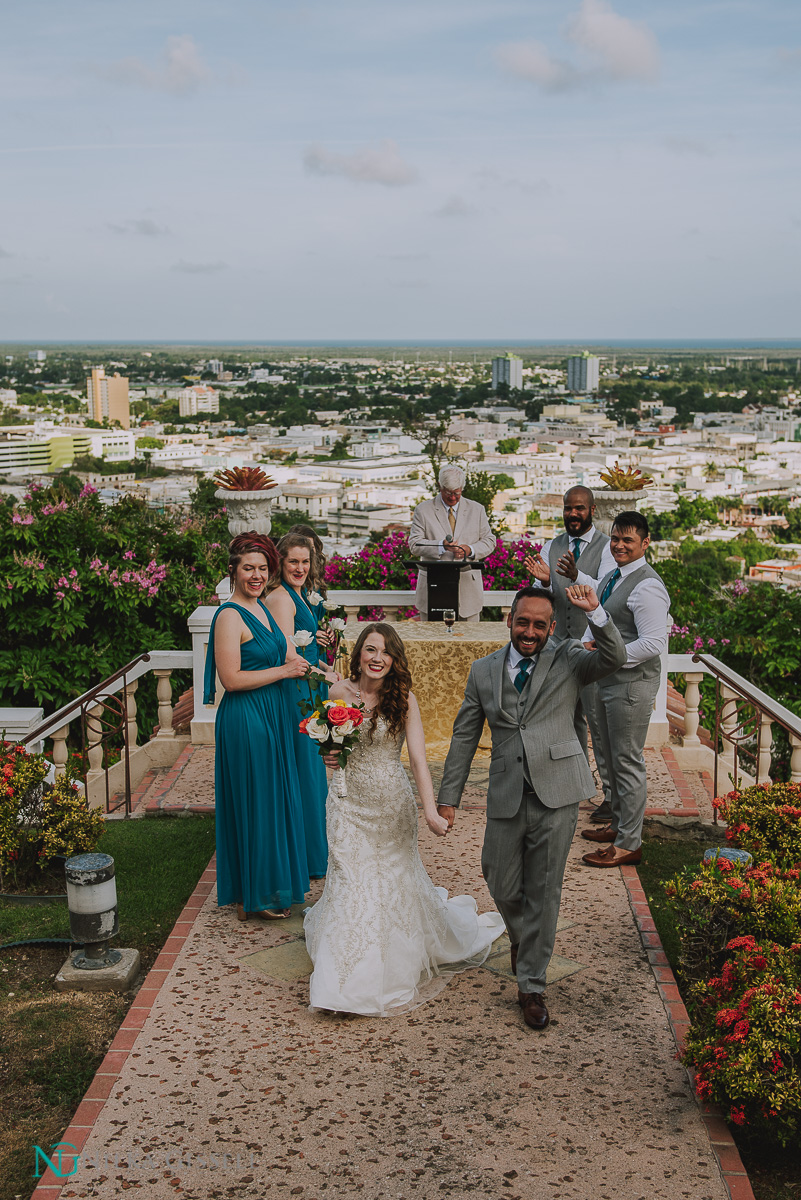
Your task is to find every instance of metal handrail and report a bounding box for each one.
[692,652,801,799]
[691,653,801,739]
[21,653,152,745]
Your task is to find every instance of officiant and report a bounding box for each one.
[408,465,496,621]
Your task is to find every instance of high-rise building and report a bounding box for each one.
[491,354,523,392]
[87,368,130,428]
[206,359,224,375]
[177,385,220,417]
[28,350,46,362]
[567,354,600,393]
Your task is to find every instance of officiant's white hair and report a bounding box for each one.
[438,464,466,490]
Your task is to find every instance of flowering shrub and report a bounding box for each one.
[683,936,801,1145]
[1,483,228,725]
[0,740,104,890]
[665,855,801,982]
[714,782,801,868]
[324,531,541,620]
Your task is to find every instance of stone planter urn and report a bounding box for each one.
[215,487,281,538]
[593,489,647,535]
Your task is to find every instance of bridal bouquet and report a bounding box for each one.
[298,671,366,773]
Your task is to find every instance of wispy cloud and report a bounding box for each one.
[104,35,213,95]
[434,196,477,218]
[0,246,13,258]
[107,218,171,236]
[665,137,713,157]
[304,140,418,186]
[777,47,801,70]
[171,259,228,274]
[496,0,659,91]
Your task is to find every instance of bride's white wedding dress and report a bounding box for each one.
[303,716,505,1015]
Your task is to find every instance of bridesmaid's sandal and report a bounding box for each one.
[236,904,289,921]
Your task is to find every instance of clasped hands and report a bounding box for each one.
[523,550,578,585]
[448,542,472,561]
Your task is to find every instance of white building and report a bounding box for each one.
[491,355,523,391]
[567,355,600,393]
[178,386,220,418]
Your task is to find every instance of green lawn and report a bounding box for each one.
[0,815,216,1200]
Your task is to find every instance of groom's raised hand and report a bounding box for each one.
[565,583,600,613]
[437,804,456,830]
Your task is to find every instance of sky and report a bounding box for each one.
[1,0,800,341]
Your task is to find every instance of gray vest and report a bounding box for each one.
[597,561,662,686]
[501,653,535,789]
[548,529,609,640]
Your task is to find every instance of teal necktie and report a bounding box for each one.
[600,568,621,605]
[572,538,582,561]
[514,657,534,693]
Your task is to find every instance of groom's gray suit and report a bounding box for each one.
[438,615,626,994]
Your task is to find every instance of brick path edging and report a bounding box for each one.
[29,854,218,1199]
[620,863,756,1200]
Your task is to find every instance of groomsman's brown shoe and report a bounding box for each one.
[581,825,616,842]
[510,943,518,974]
[518,990,549,1030]
[582,844,642,867]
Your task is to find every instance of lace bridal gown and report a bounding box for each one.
[303,716,505,1015]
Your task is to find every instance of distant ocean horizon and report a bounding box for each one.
[5,338,801,351]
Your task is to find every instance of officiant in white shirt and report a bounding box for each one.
[408,465,496,621]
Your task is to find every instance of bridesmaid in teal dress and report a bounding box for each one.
[204,533,311,920]
[264,533,340,880]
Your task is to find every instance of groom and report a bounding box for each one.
[436,585,626,1030]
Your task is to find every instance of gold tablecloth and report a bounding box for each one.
[342,621,508,758]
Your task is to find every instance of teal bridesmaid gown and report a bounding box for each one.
[204,601,309,912]
[280,581,329,879]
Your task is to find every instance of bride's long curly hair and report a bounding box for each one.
[348,623,411,742]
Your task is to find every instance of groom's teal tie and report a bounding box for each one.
[514,657,534,693]
[572,537,582,561]
[600,568,621,605]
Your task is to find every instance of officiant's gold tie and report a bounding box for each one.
[448,507,456,536]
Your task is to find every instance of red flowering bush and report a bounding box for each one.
[324,531,541,620]
[715,782,801,868]
[684,936,801,1145]
[665,856,801,982]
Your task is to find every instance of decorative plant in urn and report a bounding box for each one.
[593,461,654,534]
[213,466,280,537]
[598,462,654,491]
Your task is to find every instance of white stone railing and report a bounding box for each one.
[666,652,801,794]
[9,651,194,812]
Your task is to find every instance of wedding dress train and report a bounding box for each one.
[303,716,505,1015]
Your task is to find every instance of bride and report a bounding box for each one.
[303,622,504,1016]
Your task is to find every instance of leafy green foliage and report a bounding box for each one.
[0,481,228,730]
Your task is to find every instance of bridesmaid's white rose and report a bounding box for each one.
[291,630,315,648]
[306,590,323,606]
[305,719,329,742]
[329,617,346,632]
[322,599,340,612]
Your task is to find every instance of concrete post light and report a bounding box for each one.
[55,853,141,993]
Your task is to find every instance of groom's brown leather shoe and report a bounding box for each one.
[518,990,549,1030]
[510,943,519,974]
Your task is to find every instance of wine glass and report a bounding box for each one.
[442,608,456,635]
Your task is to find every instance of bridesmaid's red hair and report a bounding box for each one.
[227,532,279,585]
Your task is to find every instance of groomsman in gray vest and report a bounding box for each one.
[524,486,615,821]
[437,584,626,1030]
[581,510,671,868]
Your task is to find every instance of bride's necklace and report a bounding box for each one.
[354,683,379,713]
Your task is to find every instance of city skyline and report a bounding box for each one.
[2,1,800,341]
